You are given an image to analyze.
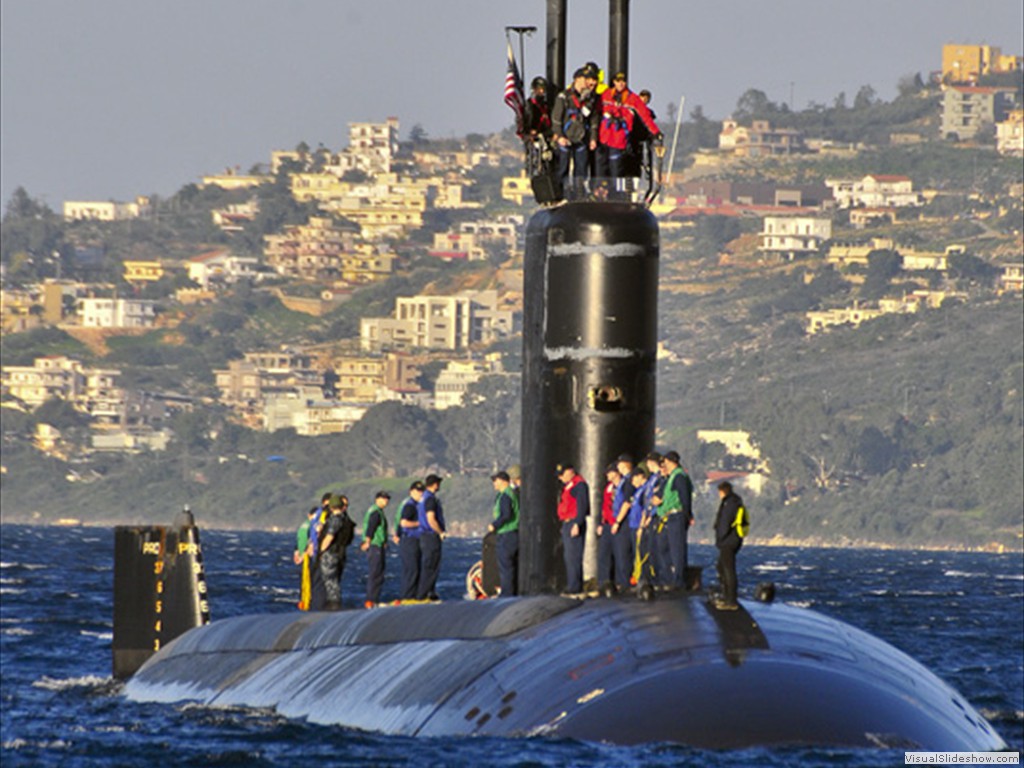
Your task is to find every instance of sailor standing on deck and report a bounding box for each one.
[319,495,353,611]
[487,471,520,597]
[713,481,749,610]
[395,481,425,600]
[596,464,622,591]
[610,454,637,590]
[360,491,391,608]
[654,451,694,589]
[556,463,589,595]
[416,475,446,601]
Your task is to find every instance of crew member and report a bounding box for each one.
[713,481,749,610]
[294,506,318,611]
[654,450,694,589]
[395,481,424,600]
[597,71,661,178]
[596,463,622,591]
[319,494,353,611]
[630,467,655,586]
[487,471,520,597]
[556,463,589,595]
[551,68,598,190]
[523,77,552,139]
[416,474,446,601]
[306,492,332,611]
[610,454,636,590]
[641,452,668,584]
[630,89,658,177]
[360,491,391,608]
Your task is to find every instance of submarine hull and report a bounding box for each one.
[124,594,1005,750]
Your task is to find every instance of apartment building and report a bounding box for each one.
[63,196,151,221]
[760,216,832,259]
[825,175,924,209]
[360,290,516,352]
[263,216,359,280]
[187,249,261,289]
[941,86,1016,141]
[79,297,156,328]
[719,119,806,157]
[997,110,1024,156]
[1,356,121,411]
[433,355,504,410]
[942,44,1022,83]
[214,350,321,407]
[123,261,164,284]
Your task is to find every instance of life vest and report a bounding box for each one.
[493,487,520,534]
[397,497,421,538]
[362,505,388,548]
[600,89,633,150]
[602,481,617,525]
[418,490,445,535]
[734,504,750,538]
[526,96,552,135]
[612,474,633,522]
[658,467,691,518]
[557,474,584,522]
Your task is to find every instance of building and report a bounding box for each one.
[997,110,1024,156]
[718,119,806,157]
[63,196,151,221]
[211,200,260,232]
[186,249,261,289]
[79,298,156,328]
[942,44,1022,83]
[433,355,504,410]
[825,175,924,209]
[327,353,421,402]
[941,86,1016,141]
[804,292,957,335]
[676,180,833,209]
[262,393,369,435]
[214,350,322,412]
[263,216,359,280]
[501,174,533,206]
[360,290,516,352]
[998,262,1024,294]
[1,356,121,411]
[429,218,519,261]
[759,216,832,259]
[123,260,164,284]
[200,171,264,191]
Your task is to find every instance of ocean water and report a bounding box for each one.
[1,524,1020,767]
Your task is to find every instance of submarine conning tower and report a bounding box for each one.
[519,0,659,594]
[519,202,659,594]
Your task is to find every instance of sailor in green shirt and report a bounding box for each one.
[360,491,391,608]
[654,450,694,590]
[487,471,520,597]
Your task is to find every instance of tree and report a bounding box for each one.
[409,124,429,146]
[860,250,902,300]
[345,402,444,477]
[734,89,774,120]
[853,85,878,110]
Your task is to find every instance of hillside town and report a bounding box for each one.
[2,43,1022,543]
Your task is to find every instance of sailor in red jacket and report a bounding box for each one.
[556,462,589,595]
[597,71,661,179]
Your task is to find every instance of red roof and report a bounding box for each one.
[866,174,910,183]
[188,249,229,263]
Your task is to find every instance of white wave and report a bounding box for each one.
[2,627,33,636]
[785,600,813,608]
[753,564,789,572]
[2,739,71,750]
[0,562,48,571]
[0,588,26,595]
[0,578,25,585]
[80,630,113,640]
[32,674,115,692]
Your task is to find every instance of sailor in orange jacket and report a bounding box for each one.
[597,71,661,178]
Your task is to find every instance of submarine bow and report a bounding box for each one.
[124,594,1005,750]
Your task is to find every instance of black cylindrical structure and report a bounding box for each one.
[546,0,567,94]
[520,201,659,595]
[608,0,630,81]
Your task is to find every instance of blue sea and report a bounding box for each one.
[1,524,1020,767]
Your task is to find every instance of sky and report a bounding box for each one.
[2,0,1021,209]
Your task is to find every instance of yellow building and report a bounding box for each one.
[123,260,164,284]
[942,44,1020,83]
[502,174,533,206]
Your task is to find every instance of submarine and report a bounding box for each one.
[114,0,1007,752]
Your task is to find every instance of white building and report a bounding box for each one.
[997,110,1024,156]
[760,216,832,259]
[63,196,151,221]
[187,249,261,289]
[360,290,516,352]
[79,298,156,328]
[1,356,121,410]
[825,175,924,209]
[263,393,369,435]
[433,355,504,410]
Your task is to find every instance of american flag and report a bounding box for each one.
[503,41,525,136]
